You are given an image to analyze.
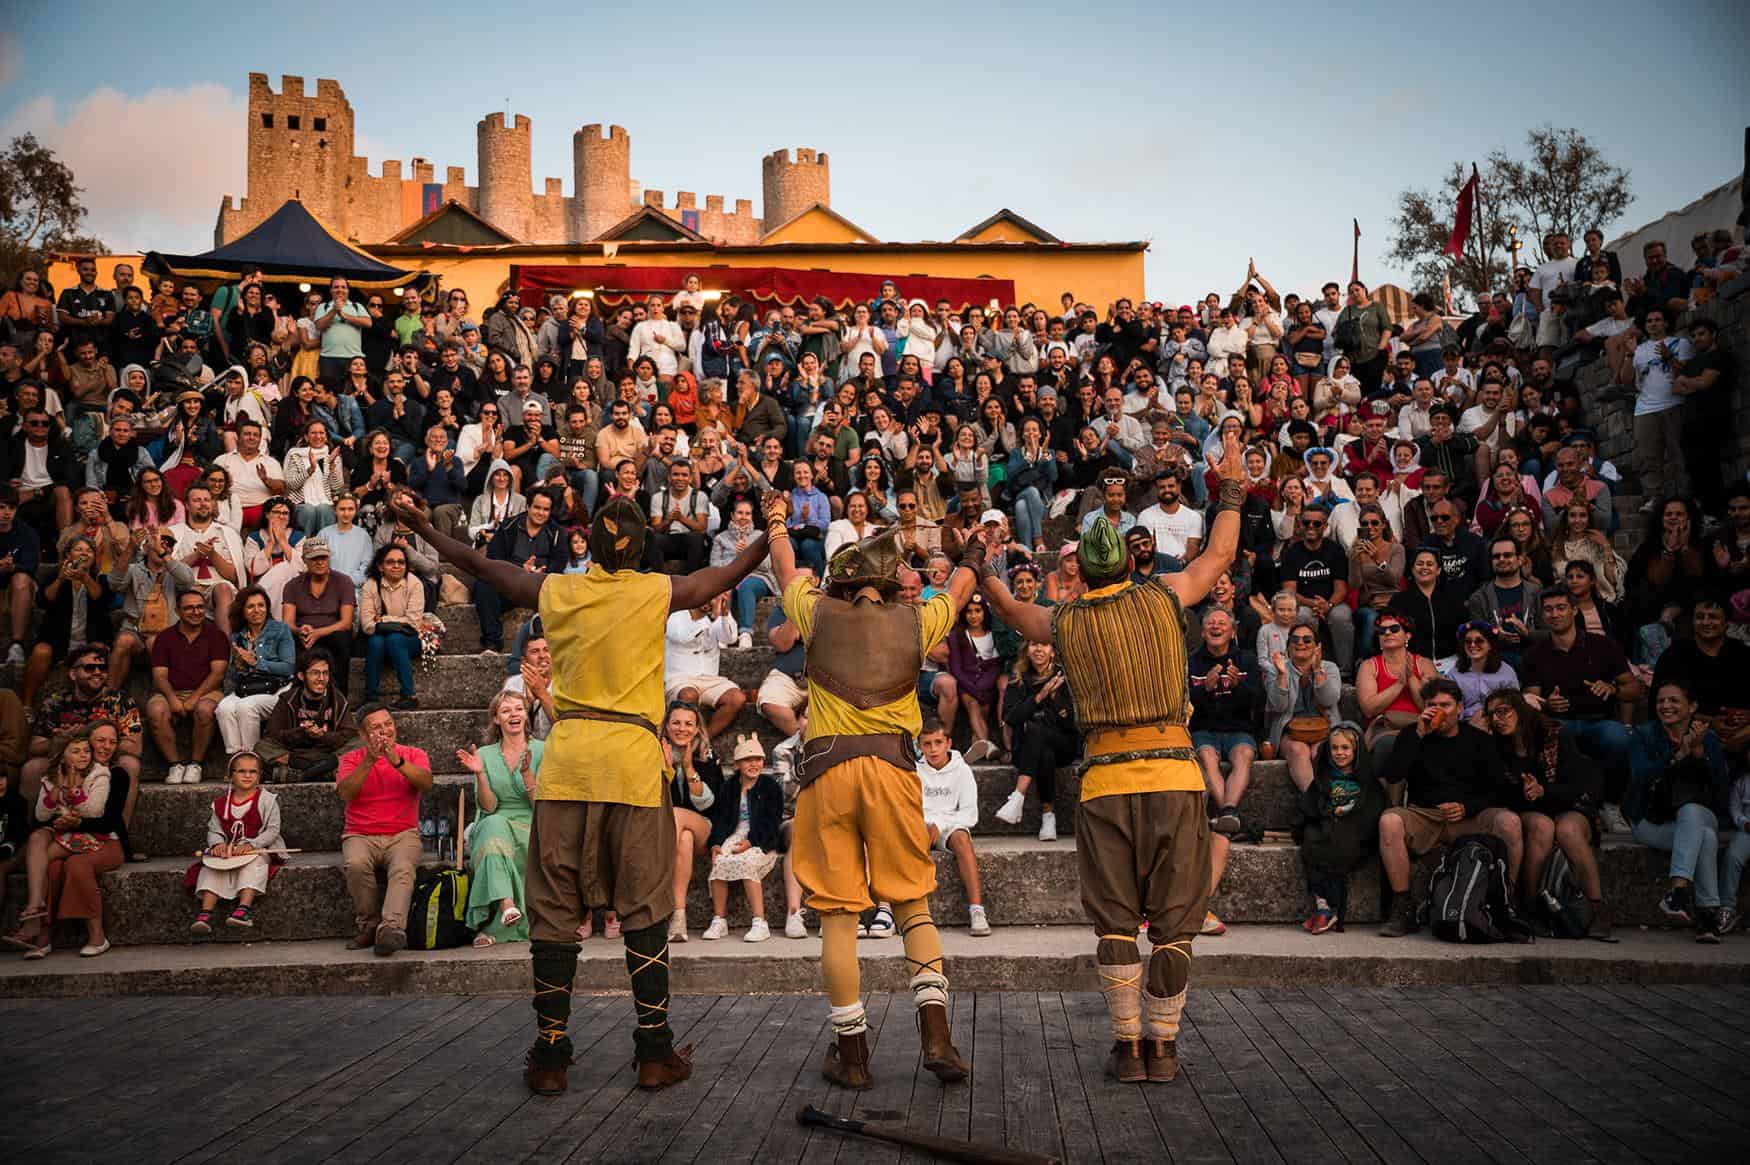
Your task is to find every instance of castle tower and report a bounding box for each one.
[573,124,631,242]
[226,73,355,241]
[476,112,534,241]
[761,147,830,230]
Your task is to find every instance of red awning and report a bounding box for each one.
[512,264,1015,313]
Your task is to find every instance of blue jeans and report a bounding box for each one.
[1633,804,1722,908]
[1011,486,1045,547]
[390,439,417,464]
[294,503,335,538]
[365,627,417,699]
[1722,826,1750,909]
[1553,716,1632,801]
[734,576,773,632]
[474,578,513,650]
[793,532,825,572]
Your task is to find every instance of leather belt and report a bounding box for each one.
[554,706,661,741]
[795,732,917,788]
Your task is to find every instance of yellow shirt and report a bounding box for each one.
[537,568,670,805]
[782,576,954,741]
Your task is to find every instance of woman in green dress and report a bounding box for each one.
[461,689,541,946]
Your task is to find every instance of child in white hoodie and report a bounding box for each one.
[917,720,991,936]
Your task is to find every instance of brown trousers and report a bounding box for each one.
[47,836,124,922]
[341,829,422,931]
[1078,789,1211,946]
[526,790,675,941]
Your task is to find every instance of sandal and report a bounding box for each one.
[17,906,46,923]
[472,932,497,948]
[500,904,523,928]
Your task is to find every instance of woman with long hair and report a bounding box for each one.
[3,726,122,958]
[215,584,295,757]
[125,466,184,530]
[349,429,408,530]
[944,423,990,511]
[948,594,1006,763]
[1626,678,1732,939]
[825,490,876,560]
[972,394,1016,460]
[1044,541,1086,604]
[660,701,723,942]
[994,641,1078,843]
[854,455,896,521]
[1622,496,1707,637]
[1552,497,1624,605]
[1347,502,1404,660]
[459,689,541,947]
[1503,505,1553,585]
[360,542,425,707]
[1474,462,1535,539]
[1442,621,1519,724]
[1007,416,1056,554]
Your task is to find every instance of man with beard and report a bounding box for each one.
[1126,527,1178,584]
[390,490,769,1095]
[1137,469,1202,563]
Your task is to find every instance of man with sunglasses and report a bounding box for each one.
[0,407,78,550]
[1465,536,1545,668]
[22,641,144,810]
[1278,504,1355,674]
[1419,499,1487,597]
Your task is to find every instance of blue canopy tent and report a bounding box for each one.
[144,199,427,291]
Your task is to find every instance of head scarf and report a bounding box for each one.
[589,496,647,572]
[1078,515,1128,583]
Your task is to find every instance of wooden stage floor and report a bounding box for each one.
[4,986,1747,1162]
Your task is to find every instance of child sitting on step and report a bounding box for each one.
[1293,722,1385,934]
[701,735,783,943]
[917,719,990,936]
[187,751,285,935]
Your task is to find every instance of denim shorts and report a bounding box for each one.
[1192,730,1257,756]
[917,671,949,704]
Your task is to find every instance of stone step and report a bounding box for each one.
[4,925,1744,999]
[3,836,1700,948]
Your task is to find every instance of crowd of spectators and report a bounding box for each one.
[0,227,1746,958]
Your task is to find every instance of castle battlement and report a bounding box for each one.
[218,78,809,248]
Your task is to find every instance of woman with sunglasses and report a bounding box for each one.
[1264,624,1341,792]
[1355,611,1433,764]
[1442,622,1519,725]
[1346,503,1402,659]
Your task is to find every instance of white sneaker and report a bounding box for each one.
[1599,803,1632,834]
[964,739,996,763]
[1038,811,1058,843]
[968,905,992,937]
[167,763,187,785]
[785,911,808,939]
[183,763,202,784]
[701,916,729,941]
[994,790,1025,826]
[736,631,753,650]
[744,917,771,942]
[4,644,23,666]
[865,908,895,939]
[668,910,688,943]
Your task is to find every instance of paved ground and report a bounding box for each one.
[5,986,1747,1163]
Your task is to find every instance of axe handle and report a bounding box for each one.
[797,1106,1062,1165]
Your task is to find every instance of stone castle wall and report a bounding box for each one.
[218,75,821,247]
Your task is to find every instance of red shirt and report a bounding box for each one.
[336,744,429,836]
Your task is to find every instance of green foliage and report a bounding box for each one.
[0,133,106,288]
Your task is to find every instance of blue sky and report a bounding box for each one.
[3,1,1744,302]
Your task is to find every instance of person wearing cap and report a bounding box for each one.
[761,491,983,1090]
[700,734,784,943]
[1343,401,1396,481]
[979,425,1247,1084]
[389,487,771,1095]
[280,534,357,688]
[1414,406,1480,506]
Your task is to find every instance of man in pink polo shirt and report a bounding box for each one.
[336,703,432,955]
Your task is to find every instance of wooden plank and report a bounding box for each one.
[1432,986,1714,1161]
[993,993,1064,1165]
[1598,983,1750,1055]
[1232,989,1414,1165]
[1264,989,1490,1165]
[1061,990,1173,1165]
[1,995,176,1052]
[783,993,891,1165]
[736,992,848,1164]
[659,993,808,1163]
[1168,995,1287,1164]
[1035,993,1102,1165]
[836,991,930,1165]
[1643,984,1750,1036]
[1560,985,1749,1107]
[963,989,1006,1158]
[1206,990,1385,1165]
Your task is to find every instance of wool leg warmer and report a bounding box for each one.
[894,897,948,1009]
[1097,934,1143,1042]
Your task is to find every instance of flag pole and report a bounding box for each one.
[1351,219,1360,285]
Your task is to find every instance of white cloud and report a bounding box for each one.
[1,83,245,253]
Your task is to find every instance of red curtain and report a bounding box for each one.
[512,263,1015,313]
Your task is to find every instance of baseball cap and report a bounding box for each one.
[301,535,331,559]
[979,508,1005,525]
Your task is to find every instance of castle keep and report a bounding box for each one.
[216,74,831,246]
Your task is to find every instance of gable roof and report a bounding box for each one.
[956,208,1061,245]
[384,200,520,246]
[144,199,422,289]
[595,206,708,243]
[760,202,880,245]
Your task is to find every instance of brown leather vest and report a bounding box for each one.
[806,593,922,709]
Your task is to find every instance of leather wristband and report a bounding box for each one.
[1216,479,1246,512]
[959,537,988,573]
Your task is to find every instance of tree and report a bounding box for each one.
[0,134,106,288]
[1388,126,1631,309]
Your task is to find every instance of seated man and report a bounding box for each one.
[145,589,230,785]
[1520,587,1641,833]
[407,424,468,542]
[0,487,42,665]
[1377,677,1520,937]
[756,585,809,739]
[474,488,566,653]
[1278,505,1356,674]
[1650,594,1750,764]
[916,719,989,937]
[108,525,194,688]
[337,703,432,957]
[663,593,745,740]
[23,642,144,815]
[1188,609,1264,835]
[259,649,357,783]
[281,536,357,692]
[500,629,555,741]
[171,483,245,630]
[647,458,714,573]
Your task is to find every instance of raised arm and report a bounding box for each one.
[388,490,544,611]
[1160,427,1245,608]
[669,524,771,614]
[764,492,800,591]
[980,568,1052,645]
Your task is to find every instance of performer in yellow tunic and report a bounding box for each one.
[389,491,771,1096]
[762,493,983,1089]
[981,428,1247,1084]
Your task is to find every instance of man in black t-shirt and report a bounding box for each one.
[55,257,116,357]
[1278,506,1355,672]
[1674,318,1734,516]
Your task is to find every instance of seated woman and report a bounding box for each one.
[1388,547,1467,663]
[1483,688,1608,937]
[215,585,297,759]
[1441,621,1519,726]
[1551,498,1625,607]
[2,727,122,958]
[1294,722,1385,934]
[359,543,426,708]
[1622,497,1708,663]
[188,751,284,934]
[700,735,783,944]
[1627,678,1733,942]
[786,460,832,572]
[24,534,114,708]
[662,701,723,942]
[467,459,526,548]
[244,496,305,609]
[459,690,541,947]
[947,593,1005,763]
[824,490,877,560]
[1354,612,1432,766]
[1347,503,1404,661]
[994,641,1078,842]
[1264,626,1342,792]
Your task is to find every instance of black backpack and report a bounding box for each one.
[1424,834,1534,944]
[407,867,473,950]
[1332,311,1362,355]
[1533,848,1593,939]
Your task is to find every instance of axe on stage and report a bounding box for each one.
[797,1106,1063,1164]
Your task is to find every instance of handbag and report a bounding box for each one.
[234,673,282,698]
[138,586,170,635]
[1284,715,1331,746]
[54,830,110,855]
[1294,350,1323,369]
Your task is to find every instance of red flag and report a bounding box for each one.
[1351,218,1361,284]
[1444,165,1479,259]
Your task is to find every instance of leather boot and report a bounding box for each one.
[523,1051,570,1096]
[635,1043,694,1090]
[1109,1039,1146,1083]
[822,1031,873,1089]
[346,922,377,950]
[917,1004,968,1082]
[1143,1038,1180,1083]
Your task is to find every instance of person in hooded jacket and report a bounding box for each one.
[1294,722,1385,934]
